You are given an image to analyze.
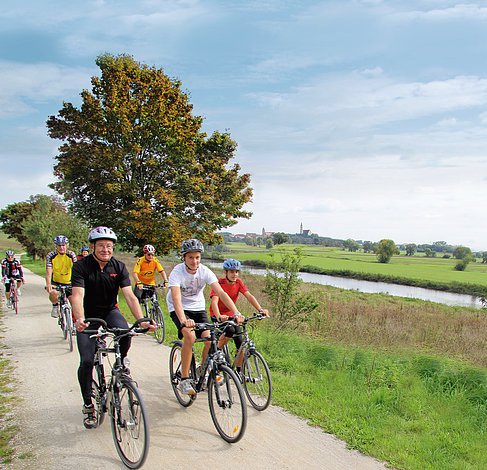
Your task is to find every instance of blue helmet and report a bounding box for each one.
[223,259,241,271]
[80,246,90,253]
[54,235,69,245]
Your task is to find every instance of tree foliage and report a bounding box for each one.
[46,54,252,253]
[0,195,88,259]
[405,243,417,256]
[375,239,400,263]
[272,232,289,245]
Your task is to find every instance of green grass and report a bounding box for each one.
[0,320,19,465]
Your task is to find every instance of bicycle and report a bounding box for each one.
[6,277,19,315]
[221,313,272,411]
[169,321,247,443]
[140,284,165,343]
[83,317,151,469]
[55,285,75,352]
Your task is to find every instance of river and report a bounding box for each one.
[205,262,483,309]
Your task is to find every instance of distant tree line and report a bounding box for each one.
[220,232,485,270]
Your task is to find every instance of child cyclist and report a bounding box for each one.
[166,239,243,396]
[209,258,269,374]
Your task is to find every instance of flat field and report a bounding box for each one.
[221,242,487,287]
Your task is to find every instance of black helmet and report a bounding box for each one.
[180,239,204,255]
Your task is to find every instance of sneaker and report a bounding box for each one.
[82,404,97,429]
[179,378,196,396]
[51,304,59,318]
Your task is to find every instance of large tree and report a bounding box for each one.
[375,239,400,263]
[47,54,252,252]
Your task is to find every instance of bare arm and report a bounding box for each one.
[71,286,86,326]
[45,266,53,291]
[170,285,191,325]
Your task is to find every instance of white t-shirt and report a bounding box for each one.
[166,262,218,312]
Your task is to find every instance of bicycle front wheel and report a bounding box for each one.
[92,379,106,427]
[152,305,165,344]
[12,291,18,315]
[169,342,196,407]
[242,350,272,411]
[64,306,74,352]
[110,379,149,469]
[208,364,247,443]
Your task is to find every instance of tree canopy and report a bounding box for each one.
[47,54,252,253]
[375,239,400,263]
[0,195,88,259]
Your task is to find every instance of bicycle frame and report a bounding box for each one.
[192,323,229,394]
[224,314,264,367]
[7,277,19,314]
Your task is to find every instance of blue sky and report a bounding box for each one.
[2,1,487,249]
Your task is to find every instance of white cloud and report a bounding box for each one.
[0,61,93,118]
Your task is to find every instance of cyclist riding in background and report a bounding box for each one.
[77,246,90,261]
[2,250,24,300]
[166,238,244,396]
[71,226,156,428]
[45,235,77,317]
[132,244,168,303]
[210,259,269,369]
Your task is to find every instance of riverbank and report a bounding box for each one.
[243,258,487,298]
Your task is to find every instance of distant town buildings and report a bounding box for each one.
[226,223,312,240]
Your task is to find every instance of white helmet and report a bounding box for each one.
[88,226,117,242]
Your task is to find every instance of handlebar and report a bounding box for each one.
[194,319,238,332]
[140,283,166,290]
[55,285,71,292]
[243,313,267,324]
[82,316,154,337]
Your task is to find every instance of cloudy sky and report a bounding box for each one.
[1,1,487,249]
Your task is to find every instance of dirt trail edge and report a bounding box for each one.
[3,268,389,470]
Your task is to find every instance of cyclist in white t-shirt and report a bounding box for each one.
[167,238,243,395]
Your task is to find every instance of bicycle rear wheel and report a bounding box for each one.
[207,364,247,443]
[110,378,149,469]
[152,305,165,344]
[169,342,196,407]
[58,306,66,338]
[242,350,272,411]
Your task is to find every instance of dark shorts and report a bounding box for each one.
[4,277,22,293]
[170,309,209,340]
[133,285,154,303]
[52,281,72,297]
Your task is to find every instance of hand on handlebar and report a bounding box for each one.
[182,318,195,329]
[75,318,90,332]
[141,319,157,332]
